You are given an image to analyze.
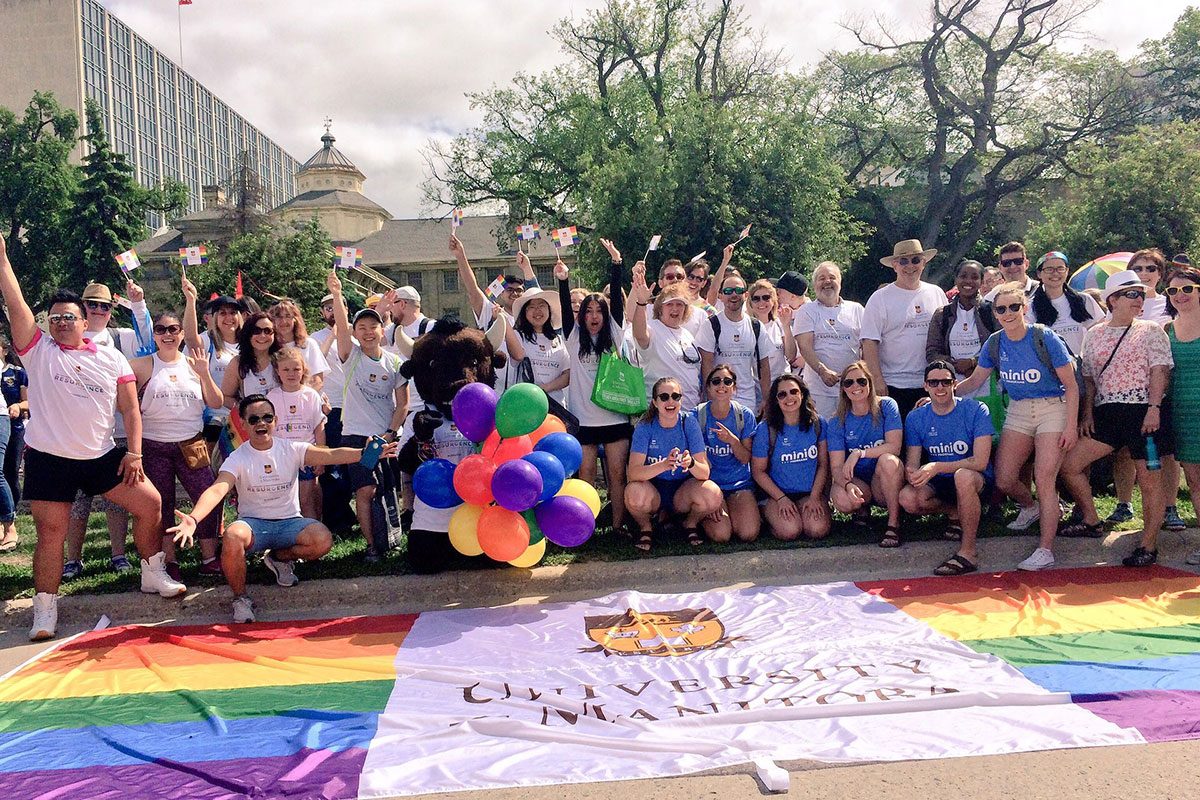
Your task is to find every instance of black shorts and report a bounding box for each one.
[577,422,633,446]
[1092,403,1175,461]
[887,386,927,420]
[24,445,126,503]
[929,472,993,506]
[342,434,380,491]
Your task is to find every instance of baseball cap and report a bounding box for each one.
[395,286,420,303]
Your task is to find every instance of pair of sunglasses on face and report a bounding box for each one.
[775,386,801,400]
[656,392,682,402]
[708,376,735,386]
[252,326,275,335]
[720,286,746,296]
[85,300,112,312]
[841,377,869,389]
[925,378,954,387]
[994,302,1025,315]
[153,324,181,335]
[245,413,275,425]
[1112,289,1146,301]
[48,313,80,324]
[999,257,1025,268]
[1166,285,1199,297]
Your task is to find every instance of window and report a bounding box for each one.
[536,264,554,286]
[405,272,423,293]
[442,270,459,293]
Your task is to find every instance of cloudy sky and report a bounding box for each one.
[104,0,1192,218]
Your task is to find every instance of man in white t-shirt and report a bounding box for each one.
[382,285,431,531]
[695,271,770,411]
[983,241,1038,302]
[860,239,950,418]
[796,261,865,419]
[0,234,185,642]
[169,394,396,623]
[309,294,356,533]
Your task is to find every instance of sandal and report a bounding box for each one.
[0,526,17,553]
[1058,519,1104,539]
[934,553,978,576]
[944,523,963,542]
[684,528,703,547]
[1122,546,1157,567]
[849,513,873,534]
[634,532,653,553]
[879,525,902,548]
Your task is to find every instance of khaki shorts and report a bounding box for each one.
[1004,396,1068,437]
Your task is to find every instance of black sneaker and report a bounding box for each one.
[399,508,414,533]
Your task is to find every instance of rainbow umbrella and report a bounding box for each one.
[1069,252,1133,291]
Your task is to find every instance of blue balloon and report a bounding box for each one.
[522,451,566,503]
[534,432,583,476]
[413,459,462,509]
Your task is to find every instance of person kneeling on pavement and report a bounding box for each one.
[168,394,397,623]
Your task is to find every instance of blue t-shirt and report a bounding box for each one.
[752,419,826,495]
[631,413,707,483]
[904,399,994,477]
[825,396,902,473]
[697,402,757,491]
[978,327,1070,401]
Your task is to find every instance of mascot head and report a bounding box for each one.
[399,314,506,416]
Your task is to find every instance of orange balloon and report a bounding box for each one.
[482,431,534,464]
[528,414,568,445]
[477,506,530,561]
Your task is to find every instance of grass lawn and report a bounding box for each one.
[1,487,1188,602]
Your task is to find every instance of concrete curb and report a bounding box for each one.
[5,527,1200,631]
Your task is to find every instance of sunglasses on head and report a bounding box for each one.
[85,300,112,312]
[751,294,772,303]
[153,324,181,335]
[841,377,869,388]
[1131,264,1160,273]
[1167,285,1199,297]
[994,302,1024,315]
[895,256,923,266]
[708,376,735,386]
[245,413,275,425]
[656,391,683,402]
[720,286,746,296]
[48,313,80,324]
[925,378,954,387]
[776,386,801,399]
[1000,257,1026,268]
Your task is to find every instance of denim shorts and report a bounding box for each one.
[238,516,320,552]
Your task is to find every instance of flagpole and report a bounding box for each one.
[177,2,184,69]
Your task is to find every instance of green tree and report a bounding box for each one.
[186,219,335,325]
[424,0,865,286]
[1026,123,1200,262]
[1139,7,1200,122]
[0,92,79,299]
[62,100,186,289]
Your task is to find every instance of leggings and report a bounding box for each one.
[143,437,220,541]
[5,422,23,506]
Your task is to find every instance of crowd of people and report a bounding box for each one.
[3,228,1197,641]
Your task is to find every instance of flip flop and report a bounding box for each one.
[634,532,653,553]
[879,525,902,548]
[944,523,963,541]
[1058,519,1103,539]
[684,528,704,547]
[934,553,978,576]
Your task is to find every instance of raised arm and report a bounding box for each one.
[181,276,203,352]
[516,249,539,290]
[555,261,574,340]
[599,238,625,327]
[326,270,353,363]
[168,472,236,546]
[450,235,486,318]
[188,347,224,409]
[705,244,735,306]
[630,262,653,349]
[0,234,36,350]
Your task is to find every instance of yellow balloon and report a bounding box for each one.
[557,478,602,518]
[507,537,546,568]
[448,504,485,556]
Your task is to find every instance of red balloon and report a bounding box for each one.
[477,506,530,561]
[452,454,496,506]
[528,414,568,445]
[482,431,533,464]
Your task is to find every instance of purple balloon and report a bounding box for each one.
[534,496,596,548]
[451,383,499,443]
[491,459,544,512]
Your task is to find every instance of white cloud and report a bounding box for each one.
[101,0,1192,218]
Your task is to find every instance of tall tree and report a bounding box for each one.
[424,0,865,284]
[0,93,79,299]
[62,100,187,289]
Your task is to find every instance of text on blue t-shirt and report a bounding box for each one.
[631,413,708,483]
[825,396,902,472]
[978,327,1070,401]
[752,420,825,494]
[904,399,994,477]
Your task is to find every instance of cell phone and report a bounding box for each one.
[359,436,386,469]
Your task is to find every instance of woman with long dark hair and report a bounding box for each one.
[558,238,631,532]
[1026,251,1104,355]
[697,365,760,543]
[504,284,569,405]
[0,334,22,551]
[222,311,281,408]
[182,277,242,448]
[752,374,830,540]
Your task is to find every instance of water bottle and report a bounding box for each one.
[1145,436,1161,471]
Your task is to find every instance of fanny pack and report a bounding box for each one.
[178,433,211,470]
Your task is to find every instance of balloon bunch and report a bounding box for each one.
[411,382,600,567]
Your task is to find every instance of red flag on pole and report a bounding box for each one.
[179,0,193,6]
[235,271,244,299]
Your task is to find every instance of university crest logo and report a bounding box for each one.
[169,374,178,382]
[263,464,273,474]
[290,405,297,414]
[369,373,378,382]
[581,607,739,657]
[913,304,923,315]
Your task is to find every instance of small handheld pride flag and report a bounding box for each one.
[179,245,208,266]
[643,234,662,262]
[334,246,363,270]
[451,208,464,229]
[731,223,752,246]
[115,249,141,274]
[551,226,580,250]
[516,223,540,242]
[484,274,507,303]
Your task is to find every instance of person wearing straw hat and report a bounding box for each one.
[505,284,570,405]
[860,239,950,418]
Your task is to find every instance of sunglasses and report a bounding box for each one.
[1114,289,1146,300]
[252,326,275,335]
[153,324,182,335]
[925,378,954,387]
[1166,285,1200,297]
[1000,257,1026,268]
[656,392,683,402]
[245,413,276,425]
[776,387,801,399]
[85,300,112,312]
[708,376,735,386]
[720,286,746,296]
[1131,264,1160,273]
[662,273,686,282]
[687,274,707,282]
[841,377,869,388]
[48,313,80,324]
[895,256,923,266]
[994,302,1024,315]
[751,294,772,303]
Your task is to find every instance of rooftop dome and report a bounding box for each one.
[299,130,364,179]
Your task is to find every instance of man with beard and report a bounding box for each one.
[795,261,865,419]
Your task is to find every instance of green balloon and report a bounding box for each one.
[495,383,549,438]
[523,509,545,544]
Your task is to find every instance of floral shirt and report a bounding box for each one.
[1081,320,1172,405]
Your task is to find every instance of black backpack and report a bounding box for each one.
[709,315,762,377]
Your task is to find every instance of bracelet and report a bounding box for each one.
[637,301,650,306]
[1149,403,1161,409]
[183,513,197,525]
[125,452,143,459]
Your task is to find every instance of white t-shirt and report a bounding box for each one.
[310,328,345,409]
[203,335,238,420]
[476,304,518,391]
[516,331,569,405]
[220,438,311,520]
[636,318,703,411]
[694,311,768,407]
[241,363,279,399]
[141,354,206,442]
[795,300,865,403]
[567,319,629,428]
[681,304,710,340]
[341,346,405,437]
[19,329,134,459]
[413,417,475,532]
[1141,295,1171,326]
[947,306,986,398]
[1025,292,1105,355]
[285,338,330,381]
[758,318,790,385]
[860,282,949,389]
[267,386,326,444]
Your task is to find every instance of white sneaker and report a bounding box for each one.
[1018,547,1056,571]
[1008,504,1041,531]
[140,551,187,597]
[29,592,57,641]
[263,551,298,587]
[232,595,256,624]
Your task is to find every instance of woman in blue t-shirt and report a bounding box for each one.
[956,281,1079,572]
[696,365,760,543]
[827,361,904,547]
[627,377,722,551]
[752,374,830,540]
